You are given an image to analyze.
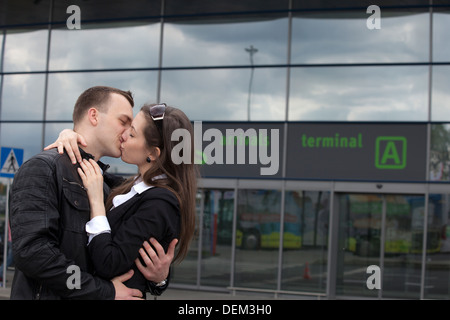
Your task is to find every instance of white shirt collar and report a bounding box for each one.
[111,174,167,209]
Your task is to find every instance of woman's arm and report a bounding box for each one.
[88,195,179,279]
[78,159,179,280]
[44,129,87,164]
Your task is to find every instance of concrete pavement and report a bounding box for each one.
[0,268,278,300]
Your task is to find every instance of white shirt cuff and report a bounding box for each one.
[86,216,111,244]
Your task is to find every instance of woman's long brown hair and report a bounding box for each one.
[105,104,198,264]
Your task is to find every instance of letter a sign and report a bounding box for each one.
[0,147,24,178]
[375,136,407,169]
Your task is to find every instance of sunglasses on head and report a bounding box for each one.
[149,103,166,122]
[147,103,166,145]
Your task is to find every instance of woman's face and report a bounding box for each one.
[120,111,152,166]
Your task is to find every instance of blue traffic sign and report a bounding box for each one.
[0,147,24,178]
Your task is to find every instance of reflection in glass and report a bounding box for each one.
[433,13,450,62]
[49,23,160,70]
[281,190,330,293]
[3,29,48,72]
[234,189,280,290]
[336,193,381,298]
[200,189,234,288]
[160,68,286,121]
[0,123,43,161]
[46,71,158,121]
[432,67,450,121]
[382,195,423,299]
[163,18,288,67]
[1,74,46,121]
[425,193,450,299]
[429,124,450,181]
[291,12,428,64]
[289,66,428,121]
[336,193,425,299]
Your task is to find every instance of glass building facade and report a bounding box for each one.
[1,0,450,299]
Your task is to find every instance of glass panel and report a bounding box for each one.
[432,67,450,121]
[0,123,43,162]
[292,1,430,10]
[336,193,381,298]
[289,66,428,121]
[46,71,158,121]
[171,190,202,285]
[433,12,450,62]
[382,195,424,299]
[281,190,330,293]
[49,23,160,70]
[0,0,51,27]
[52,0,160,22]
[1,74,46,121]
[200,189,234,288]
[337,193,426,299]
[160,68,287,121]
[429,124,450,181]
[0,32,3,69]
[234,189,281,290]
[424,193,450,299]
[3,29,48,72]
[163,18,288,67]
[165,0,289,16]
[291,11,429,64]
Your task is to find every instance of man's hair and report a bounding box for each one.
[72,86,134,124]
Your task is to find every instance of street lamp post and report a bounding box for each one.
[245,45,258,121]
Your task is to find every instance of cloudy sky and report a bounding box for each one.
[1,10,449,171]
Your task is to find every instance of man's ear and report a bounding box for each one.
[87,107,99,126]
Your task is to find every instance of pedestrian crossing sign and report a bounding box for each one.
[0,147,24,178]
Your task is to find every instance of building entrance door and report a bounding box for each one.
[334,192,428,299]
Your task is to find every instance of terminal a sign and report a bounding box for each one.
[196,122,427,181]
[287,123,426,181]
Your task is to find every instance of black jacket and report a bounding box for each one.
[89,186,180,295]
[10,148,114,299]
[9,148,170,299]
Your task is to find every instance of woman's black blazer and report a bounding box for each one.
[88,186,180,293]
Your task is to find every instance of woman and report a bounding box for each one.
[77,103,197,296]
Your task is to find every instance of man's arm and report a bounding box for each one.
[10,156,140,300]
[136,238,177,296]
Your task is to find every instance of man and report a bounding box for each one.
[10,86,173,299]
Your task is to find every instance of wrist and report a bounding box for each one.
[90,202,106,217]
[153,278,167,287]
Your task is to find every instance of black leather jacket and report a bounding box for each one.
[10,148,167,299]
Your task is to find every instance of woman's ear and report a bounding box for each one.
[152,147,161,159]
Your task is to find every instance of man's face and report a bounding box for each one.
[96,93,133,158]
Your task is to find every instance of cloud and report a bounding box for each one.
[49,23,161,70]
